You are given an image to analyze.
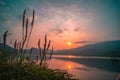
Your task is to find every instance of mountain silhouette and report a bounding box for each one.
[1,40,120,57]
[54,40,120,57]
[0,43,15,55]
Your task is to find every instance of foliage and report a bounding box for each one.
[0,54,78,80]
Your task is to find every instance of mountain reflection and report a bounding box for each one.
[48,55,119,80]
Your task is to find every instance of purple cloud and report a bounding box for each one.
[50,28,63,34]
[73,41,88,44]
[74,27,80,32]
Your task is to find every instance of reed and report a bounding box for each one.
[25,10,35,49]
[50,47,54,59]
[14,40,17,55]
[3,31,8,50]
[10,9,54,66]
[38,35,54,66]
[43,34,47,60]
[21,9,34,54]
[38,38,41,58]
[1,30,9,57]
[22,9,26,41]
[116,73,120,80]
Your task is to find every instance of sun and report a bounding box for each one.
[67,42,72,46]
[68,65,72,69]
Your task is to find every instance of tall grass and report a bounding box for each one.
[116,73,120,80]
[11,9,53,65]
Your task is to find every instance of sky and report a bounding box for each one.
[0,0,120,50]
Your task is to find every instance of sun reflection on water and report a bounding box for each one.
[67,64,72,70]
[68,55,72,58]
[48,55,118,80]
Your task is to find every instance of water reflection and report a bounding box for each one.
[48,55,119,80]
[24,54,119,80]
[52,55,117,59]
[49,59,82,70]
[68,55,72,58]
[68,64,72,69]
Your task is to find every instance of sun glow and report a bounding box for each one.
[68,55,72,58]
[67,42,72,46]
[68,65,72,69]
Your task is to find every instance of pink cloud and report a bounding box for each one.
[6,4,98,50]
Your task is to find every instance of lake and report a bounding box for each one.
[48,55,120,80]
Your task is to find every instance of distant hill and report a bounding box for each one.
[54,40,120,57]
[24,48,52,54]
[0,43,15,55]
[0,43,48,56]
[1,40,120,57]
[24,48,39,54]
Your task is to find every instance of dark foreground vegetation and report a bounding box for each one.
[0,9,78,80]
[0,53,78,80]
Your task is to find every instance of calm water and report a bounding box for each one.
[48,55,120,80]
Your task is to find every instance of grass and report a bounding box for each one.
[0,9,78,80]
[0,54,78,80]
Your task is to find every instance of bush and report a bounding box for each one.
[0,55,78,80]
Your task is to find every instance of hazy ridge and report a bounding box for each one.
[1,40,120,57]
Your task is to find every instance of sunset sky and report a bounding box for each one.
[0,0,120,50]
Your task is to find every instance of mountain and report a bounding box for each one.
[54,40,120,57]
[1,40,120,57]
[0,43,50,55]
[24,48,52,54]
[24,48,39,54]
[0,43,15,55]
